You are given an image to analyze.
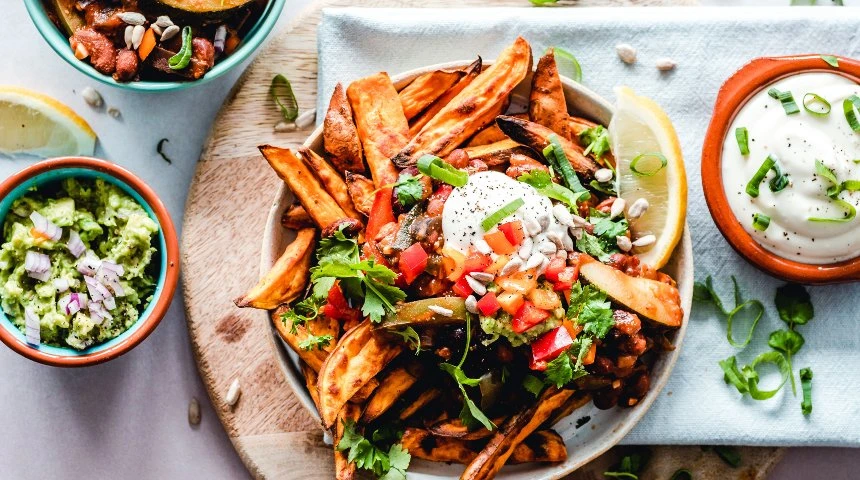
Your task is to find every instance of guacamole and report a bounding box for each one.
[0,178,159,350]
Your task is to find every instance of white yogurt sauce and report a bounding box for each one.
[442,171,566,255]
[722,72,860,264]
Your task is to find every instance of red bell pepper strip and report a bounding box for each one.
[321,283,360,323]
[400,243,429,285]
[529,326,574,370]
[462,251,492,275]
[452,276,473,298]
[498,220,526,246]
[511,301,551,334]
[366,188,395,240]
[476,292,501,316]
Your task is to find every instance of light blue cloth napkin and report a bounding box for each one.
[317,7,860,446]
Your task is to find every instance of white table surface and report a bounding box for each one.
[0,1,857,479]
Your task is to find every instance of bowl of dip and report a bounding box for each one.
[0,157,179,366]
[703,54,860,283]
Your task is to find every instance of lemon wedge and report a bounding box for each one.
[609,86,687,269]
[0,86,96,158]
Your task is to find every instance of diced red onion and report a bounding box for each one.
[76,254,101,277]
[67,230,85,258]
[29,212,62,241]
[103,296,116,311]
[28,270,51,282]
[84,276,110,302]
[54,278,70,293]
[100,260,124,277]
[89,302,112,325]
[213,25,226,55]
[24,251,50,273]
[72,292,88,309]
[24,307,40,346]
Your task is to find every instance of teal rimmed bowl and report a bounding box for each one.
[0,157,179,366]
[23,0,286,93]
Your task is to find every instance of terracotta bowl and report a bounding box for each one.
[261,61,693,479]
[0,157,179,366]
[702,54,860,284]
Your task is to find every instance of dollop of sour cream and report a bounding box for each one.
[442,171,562,255]
[722,72,860,264]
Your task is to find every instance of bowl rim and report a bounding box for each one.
[701,54,860,284]
[261,60,693,479]
[22,0,286,93]
[0,157,180,367]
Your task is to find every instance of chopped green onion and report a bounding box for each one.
[821,55,839,68]
[752,213,770,232]
[808,197,856,223]
[768,87,800,115]
[802,93,831,117]
[769,161,789,193]
[670,469,693,480]
[842,179,860,192]
[550,47,582,83]
[810,159,858,222]
[544,134,590,197]
[529,0,559,5]
[746,155,787,197]
[843,95,860,132]
[800,367,813,415]
[743,351,791,400]
[725,277,765,348]
[815,159,841,196]
[270,74,299,122]
[168,26,193,70]
[416,154,468,187]
[735,127,749,155]
[629,152,667,176]
[719,356,749,394]
[589,180,616,196]
[481,198,525,231]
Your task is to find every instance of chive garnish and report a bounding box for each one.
[767,87,800,115]
[270,74,299,122]
[629,152,667,176]
[843,95,860,132]
[820,55,839,68]
[752,213,770,232]
[735,127,749,155]
[416,154,468,187]
[746,155,787,197]
[800,367,813,415]
[168,26,193,70]
[802,93,831,117]
[810,159,858,223]
[481,198,525,231]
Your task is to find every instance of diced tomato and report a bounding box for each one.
[511,301,551,333]
[562,319,583,339]
[497,291,524,316]
[582,342,597,366]
[553,265,580,291]
[321,283,360,323]
[400,243,429,285]
[452,276,473,298]
[498,220,525,246]
[476,292,501,316]
[529,326,574,370]
[366,188,395,240]
[543,257,567,283]
[483,230,517,255]
[463,251,492,275]
[426,184,453,217]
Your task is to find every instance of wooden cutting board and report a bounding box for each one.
[181,0,784,478]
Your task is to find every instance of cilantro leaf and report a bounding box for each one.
[281,295,323,334]
[774,283,814,326]
[336,420,411,479]
[393,173,424,209]
[390,326,421,354]
[576,231,612,262]
[379,444,411,480]
[579,125,611,162]
[544,351,574,388]
[439,314,495,431]
[298,333,333,351]
[567,284,614,338]
[522,374,545,397]
[591,216,628,251]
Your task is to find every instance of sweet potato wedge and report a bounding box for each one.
[400,428,567,465]
[344,172,375,217]
[324,82,365,174]
[334,403,361,480]
[456,139,538,166]
[529,48,573,140]
[461,387,575,480]
[301,362,322,411]
[346,73,408,187]
[579,256,683,327]
[317,319,403,428]
[259,145,348,230]
[392,37,533,167]
[398,388,441,420]
[409,57,483,138]
[428,417,506,441]
[350,378,379,404]
[495,115,599,179]
[298,147,362,221]
[234,228,316,309]
[361,363,422,423]
[545,391,592,427]
[399,69,464,120]
[466,112,527,147]
[270,305,337,373]
[281,203,313,229]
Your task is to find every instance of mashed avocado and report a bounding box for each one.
[0,178,159,349]
[480,312,562,347]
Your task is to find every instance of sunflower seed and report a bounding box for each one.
[465,295,479,314]
[464,275,487,296]
[131,25,145,50]
[524,252,545,270]
[273,121,297,133]
[225,378,241,407]
[561,233,574,251]
[656,57,677,71]
[570,214,589,228]
[295,110,316,130]
[155,15,174,28]
[428,305,454,317]
[107,107,121,119]
[469,271,494,283]
[628,198,649,219]
[500,256,523,276]
[552,204,573,227]
[73,41,89,60]
[81,86,103,108]
[523,217,542,236]
[610,198,626,220]
[546,230,565,249]
[188,397,201,425]
[537,213,550,231]
[518,236,533,260]
[160,25,180,42]
[632,234,657,247]
[616,43,637,65]
[473,238,493,255]
[616,235,633,252]
[570,227,583,240]
[152,24,163,37]
[537,241,556,255]
[595,168,614,183]
[118,11,146,26]
[124,25,134,49]
[555,250,568,260]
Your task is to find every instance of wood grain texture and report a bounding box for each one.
[182,0,783,478]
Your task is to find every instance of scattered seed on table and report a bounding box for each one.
[656,57,677,72]
[225,378,241,407]
[295,110,316,130]
[188,397,201,425]
[81,86,103,108]
[107,107,121,119]
[616,43,637,65]
[273,121,297,133]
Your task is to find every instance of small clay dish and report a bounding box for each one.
[0,157,179,366]
[702,54,860,284]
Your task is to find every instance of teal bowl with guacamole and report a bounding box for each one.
[0,157,179,367]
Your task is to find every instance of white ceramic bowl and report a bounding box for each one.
[261,61,693,479]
